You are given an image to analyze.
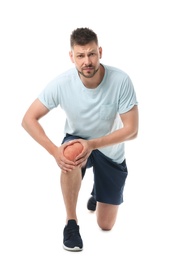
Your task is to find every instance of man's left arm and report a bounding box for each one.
[89,105,139,150]
[72,105,138,165]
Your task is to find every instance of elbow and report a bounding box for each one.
[130,128,138,140]
[21,120,26,132]
[126,125,138,141]
[133,131,138,139]
[21,115,28,131]
[21,118,25,129]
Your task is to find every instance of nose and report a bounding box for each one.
[84,55,91,66]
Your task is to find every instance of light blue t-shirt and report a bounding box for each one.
[38,64,138,163]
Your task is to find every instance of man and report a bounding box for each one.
[21,27,138,251]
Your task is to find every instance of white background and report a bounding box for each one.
[0,0,173,259]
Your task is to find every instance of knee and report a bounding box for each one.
[63,142,83,161]
[96,203,118,230]
[97,219,115,231]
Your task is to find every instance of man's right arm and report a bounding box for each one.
[21,98,76,172]
[21,98,58,156]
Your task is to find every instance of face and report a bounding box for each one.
[69,41,102,78]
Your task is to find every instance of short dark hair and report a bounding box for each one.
[70,27,98,48]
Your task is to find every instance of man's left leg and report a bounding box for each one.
[96,202,119,230]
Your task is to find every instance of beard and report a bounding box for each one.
[77,65,100,78]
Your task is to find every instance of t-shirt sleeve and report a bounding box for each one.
[38,79,60,110]
[118,75,138,114]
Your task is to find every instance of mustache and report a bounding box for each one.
[82,65,93,69]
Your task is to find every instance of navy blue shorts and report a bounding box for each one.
[62,134,128,205]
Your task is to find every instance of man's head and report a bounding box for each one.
[69,28,102,79]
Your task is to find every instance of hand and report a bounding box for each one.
[53,143,76,173]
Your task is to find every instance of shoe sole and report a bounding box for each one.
[63,244,83,251]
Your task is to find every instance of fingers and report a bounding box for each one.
[75,146,89,161]
[59,161,81,173]
[54,144,77,172]
[58,157,76,172]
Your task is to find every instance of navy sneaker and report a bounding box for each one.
[63,219,83,251]
[87,196,97,211]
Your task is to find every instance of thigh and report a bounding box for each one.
[91,150,128,205]
[96,202,119,230]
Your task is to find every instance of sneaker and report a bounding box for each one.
[63,219,83,251]
[87,196,97,211]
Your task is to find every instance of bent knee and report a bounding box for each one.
[97,219,115,231]
[96,202,118,230]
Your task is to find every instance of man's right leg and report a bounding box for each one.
[60,167,83,251]
[60,167,82,222]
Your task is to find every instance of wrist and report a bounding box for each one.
[88,139,98,150]
[47,144,59,157]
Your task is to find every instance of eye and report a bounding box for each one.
[77,54,84,58]
[89,53,95,57]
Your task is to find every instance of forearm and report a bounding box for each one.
[89,105,139,150]
[22,117,58,156]
[89,126,138,150]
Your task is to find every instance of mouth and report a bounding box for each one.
[83,66,94,71]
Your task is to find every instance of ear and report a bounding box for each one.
[99,47,102,59]
[69,51,74,63]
